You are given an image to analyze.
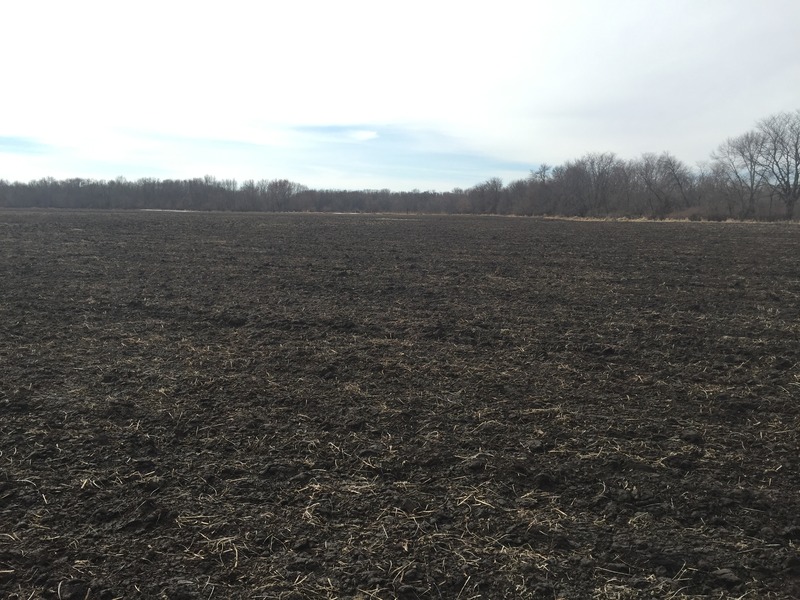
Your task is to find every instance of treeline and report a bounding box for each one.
[2,110,798,219]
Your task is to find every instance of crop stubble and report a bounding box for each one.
[0,211,799,598]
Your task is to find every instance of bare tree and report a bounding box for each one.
[661,152,695,210]
[635,153,667,216]
[468,177,504,213]
[711,131,768,218]
[634,152,694,217]
[756,110,800,219]
[506,178,532,215]
[584,152,622,213]
[261,179,303,211]
[554,159,592,215]
[532,163,551,184]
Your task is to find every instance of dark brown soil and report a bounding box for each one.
[1,211,799,599]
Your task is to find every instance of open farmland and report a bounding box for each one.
[1,210,799,599]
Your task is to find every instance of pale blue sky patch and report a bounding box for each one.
[284,125,532,189]
[0,136,49,155]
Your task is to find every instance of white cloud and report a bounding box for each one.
[348,130,379,142]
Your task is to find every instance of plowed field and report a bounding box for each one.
[1,211,799,599]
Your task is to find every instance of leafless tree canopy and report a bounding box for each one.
[2,110,799,220]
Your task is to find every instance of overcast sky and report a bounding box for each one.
[2,0,798,191]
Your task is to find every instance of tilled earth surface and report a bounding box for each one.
[1,211,799,599]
